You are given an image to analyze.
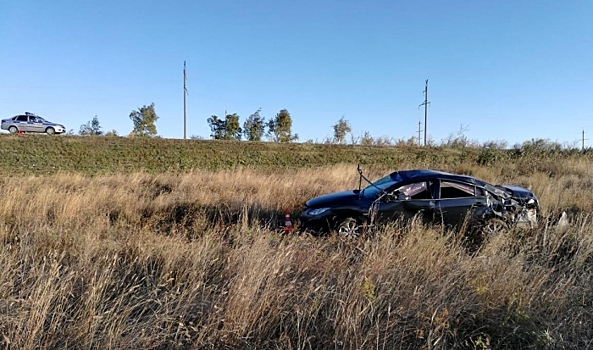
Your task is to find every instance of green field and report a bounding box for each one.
[2,133,591,174]
[0,134,483,173]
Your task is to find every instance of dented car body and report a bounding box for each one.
[300,169,539,238]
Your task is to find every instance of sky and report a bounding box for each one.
[1,0,591,146]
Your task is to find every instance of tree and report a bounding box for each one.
[332,116,352,144]
[267,109,298,143]
[129,103,159,137]
[243,108,266,141]
[441,124,477,148]
[225,113,242,140]
[207,113,242,140]
[359,131,374,146]
[79,115,103,136]
[207,115,226,139]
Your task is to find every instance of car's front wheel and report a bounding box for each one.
[463,218,510,253]
[481,218,510,236]
[335,217,362,238]
[46,127,55,135]
[8,126,18,134]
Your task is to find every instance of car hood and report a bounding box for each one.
[306,190,360,208]
[497,185,538,207]
[499,185,532,196]
[496,185,536,199]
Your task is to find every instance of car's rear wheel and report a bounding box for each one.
[335,217,362,238]
[8,126,18,134]
[46,127,55,135]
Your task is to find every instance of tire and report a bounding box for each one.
[335,217,362,238]
[46,127,55,135]
[8,126,18,134]
[463,218,510,253]
[481,218,510,236]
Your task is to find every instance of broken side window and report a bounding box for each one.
[440,181,479,198]
[395,181,433,200]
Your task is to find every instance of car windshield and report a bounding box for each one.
[361,174,398,198]
[35,116,46,122]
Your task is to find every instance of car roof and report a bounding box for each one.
[390,169,490,187]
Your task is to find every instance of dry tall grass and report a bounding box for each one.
[0,160,592,349]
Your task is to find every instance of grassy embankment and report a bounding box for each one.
[0,133,519,174]
[0,134,592,349]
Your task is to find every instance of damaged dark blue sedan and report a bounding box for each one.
[300,168,539,238]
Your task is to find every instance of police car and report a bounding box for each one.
[1,112,66,135]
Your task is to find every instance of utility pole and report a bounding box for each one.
[583,129,587,151]
[417,120,423,146]
[183,61,188,139]
[418,79,430,146]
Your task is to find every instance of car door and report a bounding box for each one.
[14,115,29,131]
[28,116,44,132]
[435,180,487,228]
[374,180,437,225]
